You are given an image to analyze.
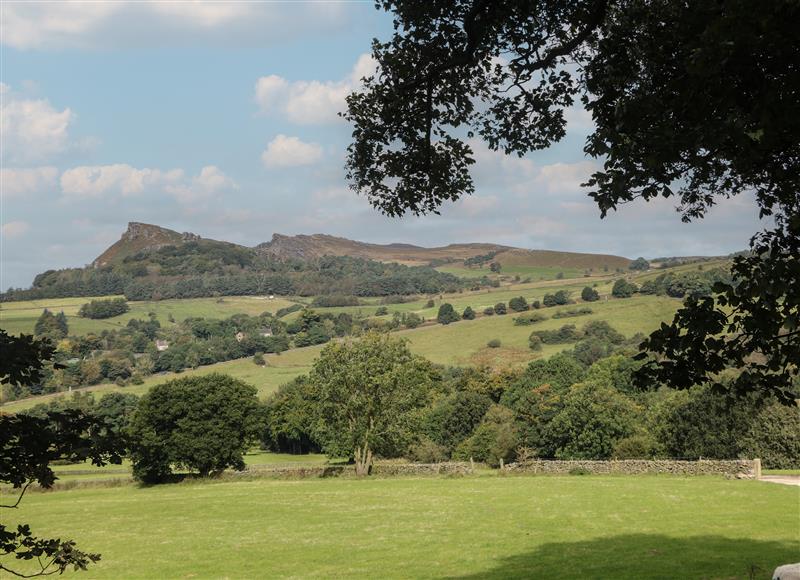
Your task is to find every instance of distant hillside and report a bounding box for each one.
[3,222,635,302]
[257,233,510,265]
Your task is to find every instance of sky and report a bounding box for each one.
[0,1,765,290]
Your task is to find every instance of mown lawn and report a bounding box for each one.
[7,475,798,579]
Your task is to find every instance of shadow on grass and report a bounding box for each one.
[453,534,796,579]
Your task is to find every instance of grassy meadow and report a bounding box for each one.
[6,474,797,579]
[0,295,300,336]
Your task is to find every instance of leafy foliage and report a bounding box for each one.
[78,298,130,319]
[128,374,263,482]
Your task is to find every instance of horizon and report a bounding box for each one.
[1,2,765,289]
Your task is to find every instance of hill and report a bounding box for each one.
[3,222,633,302]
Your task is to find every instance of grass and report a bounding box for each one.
[1,294,679,413]
[0,295,300,336]
[6,475,797,578]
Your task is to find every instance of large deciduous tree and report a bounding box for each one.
[344,0,799,402]
[128,374,263,483]
[309,333,437,475]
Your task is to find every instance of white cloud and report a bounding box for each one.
[2,2,350,51]
[261,135,323,168]
[1,91,75,163]
[534,161,598,194]
[1,221,31,239]
[254,54,377,124]
[165,165,238,203]
[60,164,183,198]
[1,167,59,198]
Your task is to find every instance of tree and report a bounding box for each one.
[508,296,529,312]
[343,0,799,402]
[462,306,476,320]
[612,279,637,298]
[543,383,640,459]
[308,333,436,475]
[34,309,67,341]
[437,303,460,324]
[581,286,599,302]
[489,261,502,273]
[128,374,263,482]
[1,331,124,578]
[629,257,650,271]
[494,302,507,315]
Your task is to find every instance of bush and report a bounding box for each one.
[528,334,543,351]
[128,374,263,482]
[514,312,547,326]
[581,286,600,302]
[407,438,449,463]
[529,324,580,344]
[375,306,389,316]
[552,307,593,319]
[494,302,507,315]
[629,257,650,271]
[483,306,495,316]
[425,299,435,308]
[508,296,529,312]
[542,290,571,307]
[311,295,362,307]
[739,402,800,469]
[437,303,461,325]
[454,405,518,468]
[531,300,541,309]
[78,298,130,319]
[612,279,638,298]
[462,306,476,320]
[253,352,266,366]
[612,434,660,459]
[487,339,502,348]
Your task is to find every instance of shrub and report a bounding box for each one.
[555,272,564,280]
[612,279,638,298]
[612,434,660,459]
[487,339,502,348]
[552,307,593,319]
[311,295,362,307]
[568,467,591,475]
[629,257,650,271]
[514,312,547,326]
[494,302,507,315]
[528,334,543,351]
[508,296,529,312]
[531,300,541,309]
[483,306,495,316]
[253,352,266,366]
[425,299,435,308]
[407,438,448,463]
[454,405,518,468]
[437,303,460,325]
[462,306,476,320]
[738,402,800,469]
[375,306,389,316]
[542,290,571,307]
[529,324,580,344]
[78,298,130,319]
[581,286,600,302]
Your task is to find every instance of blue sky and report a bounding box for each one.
[1,2,764,290]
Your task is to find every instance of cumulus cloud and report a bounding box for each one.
[261,135,323,168]
[254,54,377,124]
[535,161,598,194]
[2,2,349,51]
[60,164,183,198]
[1,167,59,198]
[1,221,31,239]
[165,165,238,203]
[1,89,75,163]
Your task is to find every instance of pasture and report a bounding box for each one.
[0,295,299,336]
[6,474,797,579]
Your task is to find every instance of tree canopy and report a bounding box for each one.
[344,0,799,401]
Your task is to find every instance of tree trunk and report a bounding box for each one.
[354,444,373,476]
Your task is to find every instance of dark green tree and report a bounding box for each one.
[34,309,67,341]
[612,279,637,298]
[629,257,650,271]
[493,302,507,315]
[462,306,476,320]
[128,374,263,482]
[437,303,461,324]
[508,296,529,312]
[581,286,600,302]
[343,0,799,402]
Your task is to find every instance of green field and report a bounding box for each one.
[6,475,797,579]
[1,293,679,413]
[0,295,300,336]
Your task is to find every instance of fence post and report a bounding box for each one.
[753,458,762,479]
[499,458,504,471]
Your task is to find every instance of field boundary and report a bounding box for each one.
[505,459,760,478]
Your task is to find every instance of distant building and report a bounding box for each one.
[259,327,273,337]
[235,331,246,343]
[155,339,169,351]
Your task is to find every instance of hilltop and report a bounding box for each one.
[2,222,634,302]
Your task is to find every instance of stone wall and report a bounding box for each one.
[236,462,474,480]
[504,459,759,478]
